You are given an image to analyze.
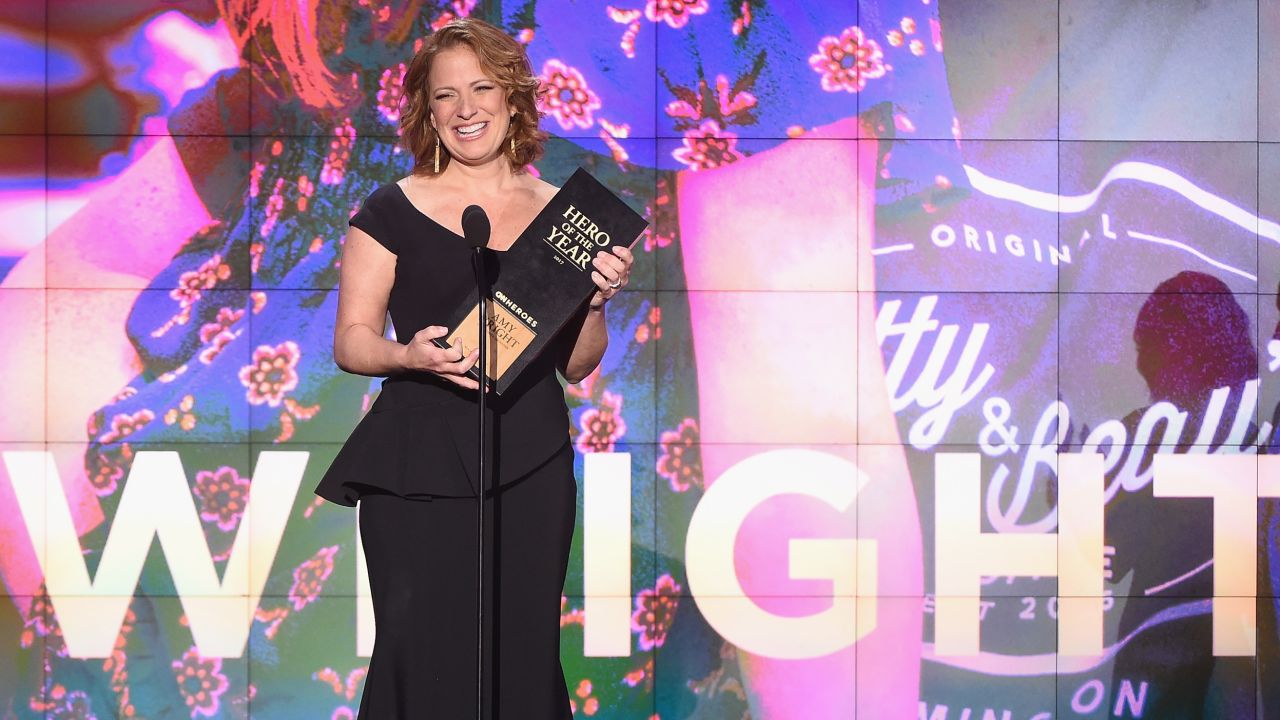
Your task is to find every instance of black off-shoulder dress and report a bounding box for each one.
[314,182,576,503]
[315,182,578,719]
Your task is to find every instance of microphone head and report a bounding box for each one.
[461,205,490,250]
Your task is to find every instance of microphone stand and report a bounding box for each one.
[472,244,488,720]
[461,203,491,719]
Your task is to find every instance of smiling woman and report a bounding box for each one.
[314,16,635,719]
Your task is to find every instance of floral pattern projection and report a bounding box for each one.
[3,0,1279,719]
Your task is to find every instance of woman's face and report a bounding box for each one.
[427,45,513,169]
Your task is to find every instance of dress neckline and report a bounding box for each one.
[392,181,508,253]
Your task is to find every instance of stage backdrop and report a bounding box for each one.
[2,0,1279,718]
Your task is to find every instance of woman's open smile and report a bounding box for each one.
[454,120,490,140]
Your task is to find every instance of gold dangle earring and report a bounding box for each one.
[433,135,440,174]
[510,135,516,154]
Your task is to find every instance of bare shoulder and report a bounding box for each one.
[525,174,560,204]
[397,172,435,197]
[396,172,455,218]
[395,173,423,194]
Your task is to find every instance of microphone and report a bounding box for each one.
[461,203,490,379]
[462,204,490,251]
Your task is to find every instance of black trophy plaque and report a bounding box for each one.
[433,167,649,394]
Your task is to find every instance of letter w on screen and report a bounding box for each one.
[4,451,305,659]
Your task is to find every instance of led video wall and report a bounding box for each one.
[1,0,1279,718]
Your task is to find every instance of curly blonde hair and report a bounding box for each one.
[400,18,548,175]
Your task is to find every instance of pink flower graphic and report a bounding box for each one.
[671,119,743,171]
[731,0,752,35]
[539,59,602,130]
[198,330,236,365]
[171,646,230,718]
[50,688,94,719]
[290,545,339,611]
[657,418,701,492]
[643,174,676,251]
[607,6,642,59]
[570,678,600,715]
[249,161,265,197]
[809,25,886,93]
[320,118,356,185]
[377,63,406,124]
[198,305,243,364]
[163,394,198,431]
[429,0,477,31]
[20,589,53,647]
[622,656,654,690]
[575,391,626,453]
[260,177,286,239]
[194,466,250,532]
[632,574,681,650]
[634,305,661,344]
[314,666,368,703]
[199,307,244,344]
[239,341,301,407]
[85,442,135,497]
[645,0,708,29]
[97,409,155,444]
[296,174,315,211]
[171,254,231,307]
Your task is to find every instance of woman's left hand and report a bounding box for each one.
[588,245,633,309]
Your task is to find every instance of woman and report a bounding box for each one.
[313,18,634,718]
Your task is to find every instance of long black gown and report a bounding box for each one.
[314,182,577,719]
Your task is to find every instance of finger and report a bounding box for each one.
[590,270,613,291]
[422,340,460,365]
[447,339,467,362]
[611,245,633,263]
[436,349,480,387]
[447,348,480,373]
[593,252,625,275]
[443,373,480,391]
[592,260,624,289]
[417,325,450,341]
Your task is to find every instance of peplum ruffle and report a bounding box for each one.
[314,372,571,506]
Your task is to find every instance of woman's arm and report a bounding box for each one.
[560,247,633,383]
[561,306,607,384]
[333,225,481,387]
[332,225,406,376]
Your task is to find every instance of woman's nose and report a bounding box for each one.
[457,94,477,119]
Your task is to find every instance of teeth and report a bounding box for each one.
[457,122,486,136]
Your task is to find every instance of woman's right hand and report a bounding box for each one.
[404,325,481,389]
